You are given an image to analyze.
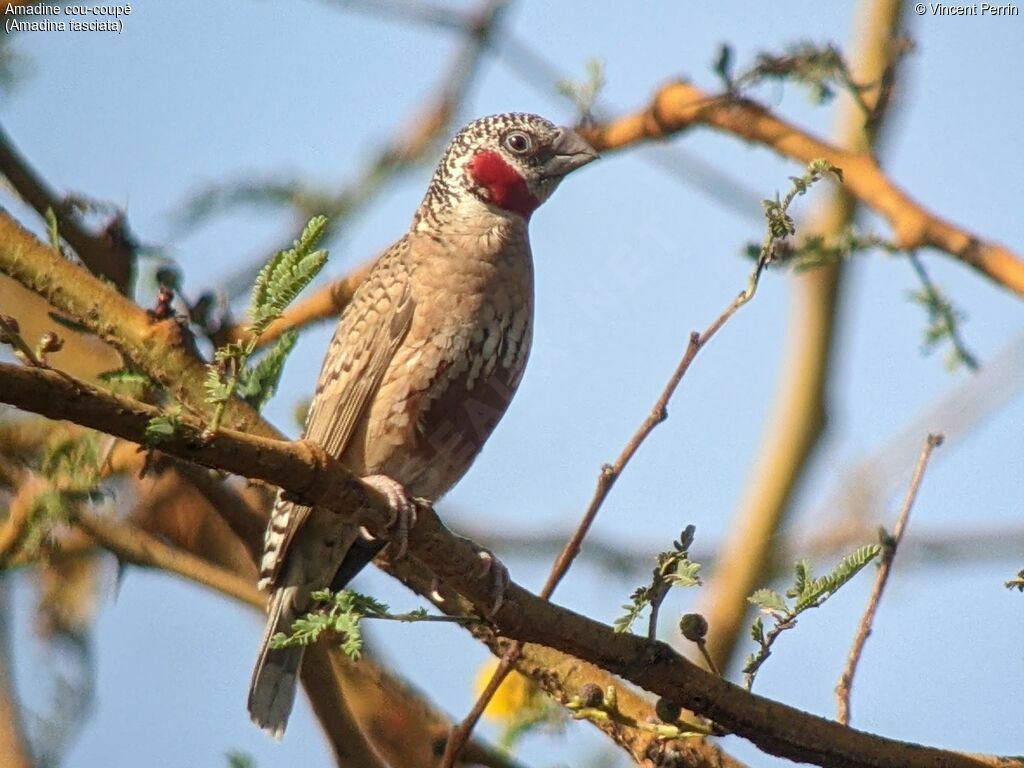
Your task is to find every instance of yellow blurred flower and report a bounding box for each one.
[473,658,541,722]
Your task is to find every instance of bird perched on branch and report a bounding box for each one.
[248,113,597,737]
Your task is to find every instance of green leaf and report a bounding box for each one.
[788,559,811,600]
[666,559,702,588]
[99,366,160,397]
[792,545,879,612]
[749,616,765,643]
[99,367,156,387]
[44,207,60,251]
[269,589,389,660]
[713,44,734,85]
[144,405,183,446]
[613,602,644,634]
[249,215,329,334]
[748,588,787,613]
[225,751,257,768]
[237,329,298,410]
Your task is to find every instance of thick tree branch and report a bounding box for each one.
[2,363,1018,768]
[0,209,272,437]
[582,83,1024,297]
[384,556,744,768]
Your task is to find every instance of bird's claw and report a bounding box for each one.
[361,474,417,558]
[475,548,509,617]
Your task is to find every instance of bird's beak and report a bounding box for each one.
[542,127,599,178]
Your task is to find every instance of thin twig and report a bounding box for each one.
[907,251,979,371]
[0,314,43,366]
[444,207,780,766]
[696,0,907,671]
[541,242,774,601]
[695,641,721,678]
[835,433,943,725]
[439,646,523,768]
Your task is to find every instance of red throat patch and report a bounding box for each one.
[467,150,539,220]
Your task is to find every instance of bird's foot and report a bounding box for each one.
[361,474,417,558]
[474,547,509,617]
[422,547,508,617]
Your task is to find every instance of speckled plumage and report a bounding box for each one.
[248,113,596,738]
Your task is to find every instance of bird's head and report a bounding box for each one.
[418,113,598,226]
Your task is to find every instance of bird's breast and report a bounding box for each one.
[357,231,535,498]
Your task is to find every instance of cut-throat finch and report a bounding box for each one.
[248,113,597,738]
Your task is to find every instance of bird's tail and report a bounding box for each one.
[248,586,306,739]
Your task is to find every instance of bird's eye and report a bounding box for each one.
[504,132,532,154]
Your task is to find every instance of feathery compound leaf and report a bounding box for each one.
[744,544,880,689]
[793,544,880,612]
[249,215,328,334]
[749,616,765,643]
[789,559,811,598]
[237,329,298,410]
[269,589,389,660]
[748,588,787,613]
[613,598,647,634]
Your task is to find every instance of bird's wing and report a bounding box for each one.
[259,239,414,589]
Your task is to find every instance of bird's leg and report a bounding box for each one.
[361,474,417,558]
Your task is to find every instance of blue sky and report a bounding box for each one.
[2,1,1022,766]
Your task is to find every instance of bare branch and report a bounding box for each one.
[835,433,944,725]
[582,82,1024,297]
